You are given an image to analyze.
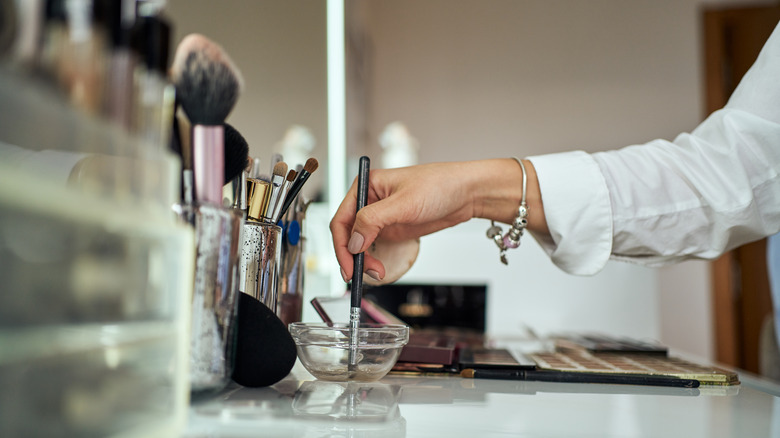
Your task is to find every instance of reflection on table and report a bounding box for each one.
[183,361,780,438]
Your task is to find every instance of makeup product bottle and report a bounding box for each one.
[131,9,174,152]
[94,0,136,130]
[61,0,107,115]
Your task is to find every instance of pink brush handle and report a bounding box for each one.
[192,125,225,205]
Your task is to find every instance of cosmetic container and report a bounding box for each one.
[176,202,244,394]
[239,178,282,312]
[277,196,309,325]
[0,67,192,437]
[289,323,409,382]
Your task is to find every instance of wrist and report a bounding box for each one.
[471,158,547,235]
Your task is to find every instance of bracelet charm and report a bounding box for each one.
[486,157,528,265]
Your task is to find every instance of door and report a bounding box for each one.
[704,5,780,373]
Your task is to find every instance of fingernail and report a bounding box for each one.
[348,232,364,254]
[340,267,348,283]
[366,270,382,281]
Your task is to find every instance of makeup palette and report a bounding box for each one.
[529,350,740,385]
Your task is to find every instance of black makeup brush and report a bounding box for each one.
[224,123,249,185]
[277,158,319,220]
[348,156,370,373]
[232,292,297,388]
[170,33,244,205]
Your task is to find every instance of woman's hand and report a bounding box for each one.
[330,159,546,282]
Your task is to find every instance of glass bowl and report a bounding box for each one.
[289,322,409,382]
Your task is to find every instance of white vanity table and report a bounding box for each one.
[183,361,780,438]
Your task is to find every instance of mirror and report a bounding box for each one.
[167,0,328,202]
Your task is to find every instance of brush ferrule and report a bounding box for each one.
[193,125,225,205]
[348,307,361,366]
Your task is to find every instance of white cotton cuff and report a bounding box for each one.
[526,151,613,275]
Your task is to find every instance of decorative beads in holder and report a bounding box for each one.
[486,157,528,265]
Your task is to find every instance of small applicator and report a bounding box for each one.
[348,156,370,374]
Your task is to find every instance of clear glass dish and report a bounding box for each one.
[289,322,409,382]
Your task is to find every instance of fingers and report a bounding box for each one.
[331,217,388,283]
[331,184,397,283]
[330,182,358,280]
[347,194,407,253]
[360,252,386,282]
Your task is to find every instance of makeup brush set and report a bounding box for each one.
[168,32,323,393]
[239,156,317,326]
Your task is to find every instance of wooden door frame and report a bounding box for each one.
[703,5,779,373]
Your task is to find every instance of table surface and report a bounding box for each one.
[183,359,780,438]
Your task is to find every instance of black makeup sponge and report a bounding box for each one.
[232,292,298,387]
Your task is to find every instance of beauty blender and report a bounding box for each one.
[232,292,297,387]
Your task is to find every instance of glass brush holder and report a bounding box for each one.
[175,202,243,394]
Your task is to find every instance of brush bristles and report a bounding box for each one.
[273,161,288,179]
[286,169,297,182]
[303,157,319,173]
[171,34,244,125]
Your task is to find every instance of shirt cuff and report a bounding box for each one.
[526,151,613,275]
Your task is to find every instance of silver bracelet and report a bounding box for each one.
[486,157,528,265]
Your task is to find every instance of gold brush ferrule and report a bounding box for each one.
[246,178,272,222]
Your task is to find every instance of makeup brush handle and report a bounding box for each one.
[350,156,371,308]
[351,253,364,308]
[192,125,225,205]
[356,156,370,211]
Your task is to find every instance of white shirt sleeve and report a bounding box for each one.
[527,23,780,276]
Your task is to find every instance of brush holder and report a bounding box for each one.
[176,202,243,394]
[278,219,304,325]
[239,221,282,312]
[277,197,310,325]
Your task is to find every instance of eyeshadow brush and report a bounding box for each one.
[271,169,297,223]
[348,156,370,375]
[264,161,288,221]
[277,157,318,220]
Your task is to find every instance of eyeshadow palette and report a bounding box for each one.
[529,350,740,385]
[553,333,668,355]
[459,347,536,370]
